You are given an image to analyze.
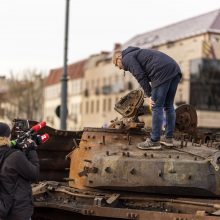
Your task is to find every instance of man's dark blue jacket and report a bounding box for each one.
[122,46,181,97]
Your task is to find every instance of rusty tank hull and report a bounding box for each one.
[32,181,220,220]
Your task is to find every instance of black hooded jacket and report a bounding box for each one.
[0,145,39,220]
[121,46,182,97]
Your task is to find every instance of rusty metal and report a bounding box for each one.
[68,126,220,196]
[106,194,120,205]
[114,89,144,118]
[109,90,146,130]
[175,104,197,134]
[210,151,220,171]
[28,90,220,219]
[33,182,220,220]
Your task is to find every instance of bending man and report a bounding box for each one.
[113,46,181,150]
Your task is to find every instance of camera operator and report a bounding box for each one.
[0,122,39,220]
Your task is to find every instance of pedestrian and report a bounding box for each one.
[113,46,182,149]
[0,122,39,220]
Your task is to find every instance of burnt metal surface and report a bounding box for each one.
[110,90,146,130]
[114,89,144,118]
[175,104,198,134]
[32,181,220,220]
[69,127,220,196]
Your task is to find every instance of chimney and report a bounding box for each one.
[114,43,122,51]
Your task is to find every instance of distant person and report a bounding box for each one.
[113,46,181,149]
[102,122,108,128]
[0,122,39,220]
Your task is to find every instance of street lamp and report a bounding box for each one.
[60,0,70,130]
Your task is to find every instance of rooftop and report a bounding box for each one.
[123,9,220,48]
[45,59,87,86]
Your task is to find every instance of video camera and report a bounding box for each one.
[11,119,49,151]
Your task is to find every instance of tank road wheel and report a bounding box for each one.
[175,104,197,134]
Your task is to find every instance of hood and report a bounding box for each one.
[122,46,140,57]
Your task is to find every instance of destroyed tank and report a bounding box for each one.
[13,90,220,220]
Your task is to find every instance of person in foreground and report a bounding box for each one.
[113,46,182,150]
[0,122,39,220]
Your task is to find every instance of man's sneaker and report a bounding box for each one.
[160,136,174,147]
[137,138,162,150]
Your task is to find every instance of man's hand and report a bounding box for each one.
[146,97,155,108]
[23,139,37,152]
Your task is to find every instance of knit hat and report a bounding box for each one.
[0,122,11,137]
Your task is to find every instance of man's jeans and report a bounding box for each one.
[151,74,181,142]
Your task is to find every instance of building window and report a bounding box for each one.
[102,85,112,95]
[97,79,100,87]
[108,98,112,112]
[91,100,94,114]
[86,101,89,114]
[80,103,82,113]
[71,104,74,115]
[91,79,95,88]
[151,45,159,50]
[80,81,83,93]
[96,100,99,113]
[109,76,112,85]
[84,89,89,97]
[127,81,133,90]
[76,103,79,114]
[167,41,175,48]
[85,81,89,90]
[95,87,100,95]
[190,58,220,111]
[103,99,106,112]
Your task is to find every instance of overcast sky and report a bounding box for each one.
[0,0,220,76]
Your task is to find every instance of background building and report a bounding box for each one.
[43,9,220,130]
[81,51,141,128]
[44,60,86,130]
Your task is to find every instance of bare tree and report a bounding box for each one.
[6,69,45,121]
[0,76,10,119]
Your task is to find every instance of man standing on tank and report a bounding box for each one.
[113,46,181,149]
